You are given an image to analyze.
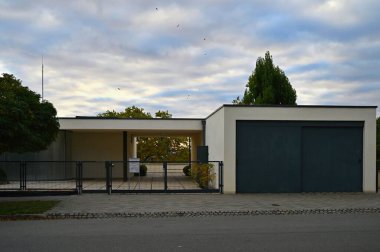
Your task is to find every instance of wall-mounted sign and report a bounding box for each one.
[129,158,140,173]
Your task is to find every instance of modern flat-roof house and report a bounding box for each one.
[1,105,377,193]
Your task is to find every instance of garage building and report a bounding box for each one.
[205,105,376,193]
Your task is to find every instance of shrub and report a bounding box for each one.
[0,168,8,185]
[134,164,147,176]
[190,163,215,189]
[183,165,191,176]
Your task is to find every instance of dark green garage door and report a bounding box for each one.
[236,121,363,193]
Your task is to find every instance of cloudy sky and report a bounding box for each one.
[1,0,379,117]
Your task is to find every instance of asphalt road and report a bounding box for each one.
[1,213,380,252]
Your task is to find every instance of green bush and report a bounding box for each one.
[0,168,8,185]
[190,163,215,189]
[183,165,191,176]
[134,164,147,176]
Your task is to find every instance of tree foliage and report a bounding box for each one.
[98,106,152,119]
[0,73,59,154]
[98,106,189,162]
[233,51,297,105]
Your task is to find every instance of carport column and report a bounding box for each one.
[191,133,202,161]
[133,137,137,158]
[123,132,129,181]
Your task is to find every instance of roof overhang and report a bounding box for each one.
[59,118,203,134]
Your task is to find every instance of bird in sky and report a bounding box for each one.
[117,88,120,90]
[156,7,158,11]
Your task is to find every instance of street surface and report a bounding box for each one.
[1,213,380,251]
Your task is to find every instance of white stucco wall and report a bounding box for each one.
[206,108,225,162]
[0,130,70,162]
[71,131,123,178]
[210,106,377,193]
[205,107,225,189]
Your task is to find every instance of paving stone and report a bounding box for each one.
[2,192,380,219]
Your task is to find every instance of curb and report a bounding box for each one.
[1,208,380,221]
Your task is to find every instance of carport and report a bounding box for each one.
[60,117,204,164]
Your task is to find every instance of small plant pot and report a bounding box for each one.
[183,165,191,176]
[134,164,147,176]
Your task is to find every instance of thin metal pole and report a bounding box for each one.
[19,162,22,190]
[41,55,44,100]
[164,162,168,191]
[219,161,224,194]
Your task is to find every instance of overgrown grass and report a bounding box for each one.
[0,200,60,215]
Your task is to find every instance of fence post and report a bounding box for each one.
[76,162,83,195]
[19,162,23,190]
[19,162,22,190]
[106,161,113,195]
[219,161,224,194]
[163,162,168,192]
[19,161,26,190]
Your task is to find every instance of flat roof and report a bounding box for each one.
[59,104,377,124]
[59,116,203,120]
[59,117,203,132]
[206,104,378,119]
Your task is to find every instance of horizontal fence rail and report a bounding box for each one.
[0,161,223,195]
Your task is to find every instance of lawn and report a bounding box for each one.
[0,200,60,215]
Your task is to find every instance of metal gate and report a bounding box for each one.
[0,161,223,195]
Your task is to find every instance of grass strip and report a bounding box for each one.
[0,200,60,215]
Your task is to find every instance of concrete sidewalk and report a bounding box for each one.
[1,193,380,217]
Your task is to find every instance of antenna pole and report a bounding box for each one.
[42,55,44,100]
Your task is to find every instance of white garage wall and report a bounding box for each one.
[216,105,377,193]
[206,107,225,162]
[205,107,225,189]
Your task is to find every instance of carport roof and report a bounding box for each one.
[58,117,204,133]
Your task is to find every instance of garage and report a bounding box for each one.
[236,121,364,193]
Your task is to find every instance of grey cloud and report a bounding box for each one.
[0,0,379,117]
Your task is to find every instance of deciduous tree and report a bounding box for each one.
[98,106,189,162]
[0,73,59,154]
[234,51,297,105]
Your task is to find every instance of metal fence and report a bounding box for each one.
[0,161,223,195]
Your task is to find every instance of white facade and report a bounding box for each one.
[205,105,377,193]
[2,105,376,193]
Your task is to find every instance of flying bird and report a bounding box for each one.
[117,88,120,90]
[156,7,158,10]
[177,24,180,28]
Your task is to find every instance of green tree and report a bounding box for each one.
[98,106,189,162]
[234,51,297,105]
[0,73,59,154]
[98,106,152,118]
